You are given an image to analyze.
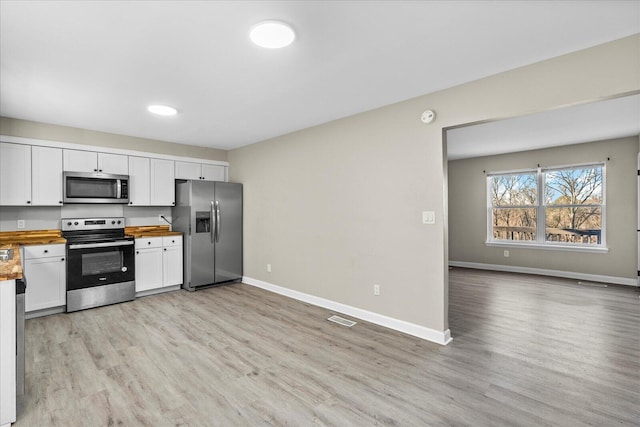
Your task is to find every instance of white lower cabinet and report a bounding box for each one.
[162,236,183,287]
[135,235,182,294]
[22,244,66,314]
[0,279,16,426]
[135,238,163,292]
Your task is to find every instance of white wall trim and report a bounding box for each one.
[242,276,452,346]
[135,284,181,299]
[0,134,229,166]
[449,261,638,287]
[485,241,609,254]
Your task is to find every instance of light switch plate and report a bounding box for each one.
[17,219,26,229]
[422,211,435,224]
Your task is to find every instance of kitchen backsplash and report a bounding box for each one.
[0,205,171,231]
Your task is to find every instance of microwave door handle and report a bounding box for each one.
[116,179,122,199]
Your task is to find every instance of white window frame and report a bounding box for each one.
[486,162,607,253]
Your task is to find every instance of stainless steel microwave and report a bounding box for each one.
[63,172,129,204]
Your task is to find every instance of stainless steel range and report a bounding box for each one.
[62,217,135,312]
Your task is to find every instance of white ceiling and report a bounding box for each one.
[1,1,639,151]
[446,94,640,160]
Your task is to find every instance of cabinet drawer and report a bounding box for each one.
[135,237,162,249]
[23,244,66,260]
[162,236,182,247]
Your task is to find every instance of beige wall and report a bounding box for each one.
[229,34,640,334]
[0,116,228,162]
[449,137,638,280]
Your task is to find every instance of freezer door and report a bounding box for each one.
[190,181,217,287]
[214,182,243,283]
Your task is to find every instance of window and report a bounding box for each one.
[487,163,605,249]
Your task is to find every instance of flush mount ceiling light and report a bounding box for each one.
[147,104,178,116]
[250,20,295,49]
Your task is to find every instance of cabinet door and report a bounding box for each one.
[24,256,66,312]
[98,153,128,174]
[135,247,163,292]
[0,143,31,206]
[175,161,201,180]
[0,278,16,425]
[150,159,175,206]
[63,149,97,172]
[128,156,150,206]
[202,164,226,182]
[163,245,183,287]
[32,146,63,206]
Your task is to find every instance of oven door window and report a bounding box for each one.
[82,251,123,276]
[66,244,135,290]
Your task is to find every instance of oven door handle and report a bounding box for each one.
[68,240,134,250]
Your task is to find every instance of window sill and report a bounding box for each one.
[485,241,609,253]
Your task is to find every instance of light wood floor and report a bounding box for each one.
[17,269,640,426]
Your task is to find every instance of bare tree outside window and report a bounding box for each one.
[488,164,604,246]
[490,173,537,241]
[544,166,603,244]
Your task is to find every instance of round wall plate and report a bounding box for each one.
[421,110,436,124]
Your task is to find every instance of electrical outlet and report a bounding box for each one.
[267,263,272,273]
[17,219,26,229]
[504,250,510,258]
[158,214,163,222]
[374,284,380,296]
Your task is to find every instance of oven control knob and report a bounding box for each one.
[74,221,79,225]
[112,220,116,225]
[66,221,72,226]
[117,220,121,224]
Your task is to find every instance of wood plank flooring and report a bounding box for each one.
[16,269,640,426]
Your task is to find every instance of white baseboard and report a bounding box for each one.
[135,284,181,298]
[25,305,65,319]
[449,261,638,287]
[242,276,452,346]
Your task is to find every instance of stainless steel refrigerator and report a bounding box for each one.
[172,180,242,290]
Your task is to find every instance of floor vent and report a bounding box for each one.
[577,281,607,288]
[327,315,357,327]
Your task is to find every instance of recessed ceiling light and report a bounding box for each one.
[147,104,178,116]
[250,20,295,49]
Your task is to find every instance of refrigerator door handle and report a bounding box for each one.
[210,201,215,243]
[215,200,221,243]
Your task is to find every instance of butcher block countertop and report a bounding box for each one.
[0,243,22,281]
[125,225,182,238]
[0,230,66,280]
[0,229,66,245]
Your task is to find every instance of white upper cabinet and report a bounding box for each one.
[0,143,32,206]
[174,161,201,180]
[175,161,226,181]
[128,156,150,206]
[129,157,176,207]
[62,149,95,172]
[150,159,175,206]
[32,146,63,206]
[201,164,226,181]
[0,138,229,208]
[63,149,128,174]
[98,153,128,174]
